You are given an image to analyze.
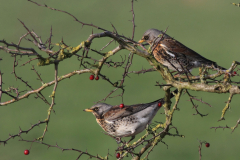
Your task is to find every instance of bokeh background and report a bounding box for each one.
[1,0,240,159]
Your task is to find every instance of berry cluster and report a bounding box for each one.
[89,75,99,80]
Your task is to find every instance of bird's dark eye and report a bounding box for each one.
[144,35,149,40]
[94,107,99,111]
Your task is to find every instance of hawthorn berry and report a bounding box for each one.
[24,150,30,155]
[158,102,162,107]
[119,104,124,109]
[95,76,99,80]
[232,71,237,76]
[116,152,120,158]
[89,75,94,80]
[205,143,210,148]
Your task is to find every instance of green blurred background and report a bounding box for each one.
[1,0,240,159]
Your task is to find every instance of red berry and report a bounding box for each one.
[116,152,120,158]
[205,143,210,148]
[119,104,124,109]
[233,71,237,76]
[24,150,30,155]
[158,102,162,107]
[95,76,99,80]
[89,75,94,80]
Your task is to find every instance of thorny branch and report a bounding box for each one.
[0,119,47,145]
[210,118,240,133]
[31,65,44,84]
[19,139,107,160]
[198,140,210,160]
[37,63,59,141]
[27,0,108,32]
[130,0,136,40]
[186,90,210,117]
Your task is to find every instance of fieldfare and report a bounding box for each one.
[84,90,177,143]
[138,28,226,72]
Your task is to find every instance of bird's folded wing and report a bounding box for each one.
[161,38,199,57]
[161,37,215,63]
[104,99,163,121]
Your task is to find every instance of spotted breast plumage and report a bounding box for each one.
[138,28,226,72]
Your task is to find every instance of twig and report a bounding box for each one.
[127,68,156,74]
[219,93,233,121]
[0,120,47,145]
[99,39,114,51]
[186,90,209,117]
[48,26,53,49]
[19,139,105,160]
[0,71,2,102]
[130,0,136,40]
[210,125,231,131]
[31,65,44,84]
[37,62,59,141]
[210,118,240,133]
[0,69,92,106]
[28,0,108,32]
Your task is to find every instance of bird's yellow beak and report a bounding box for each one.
[138,39,145,43]
[84,109,93,112]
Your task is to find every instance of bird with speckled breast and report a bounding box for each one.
[84,90,177,143]
[84,99,163,143]
[138,28,226,72]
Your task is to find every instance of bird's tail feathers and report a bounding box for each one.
[209,62,227,71]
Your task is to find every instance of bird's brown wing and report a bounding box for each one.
[161,36,216,64]
[104,99,164,121]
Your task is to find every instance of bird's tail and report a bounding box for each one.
[213,63,227,71]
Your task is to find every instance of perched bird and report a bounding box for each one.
[138,28,226,72]
[84,90,177,143]
[84,99,163,142]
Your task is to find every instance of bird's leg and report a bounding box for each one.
[115,137,129,151]
[115,137,126,151]
[102,132,123,144]
[115,137,123,144]
[117,136,135,150]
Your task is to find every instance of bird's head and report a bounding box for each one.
[138,28,163,45]
[84,103,113,119]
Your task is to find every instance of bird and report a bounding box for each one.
[84,100,163,143]
[84,90,178,143]
[138,28,226,72]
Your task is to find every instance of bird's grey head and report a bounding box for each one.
[138,28,163,44]
[84,103,113,119]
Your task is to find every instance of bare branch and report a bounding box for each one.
[186,90,208,117]
[28,0,108,31]
[19,139,105,160]
[0,69,92,106]
[130,0,136,40]
[219,93,233,121]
